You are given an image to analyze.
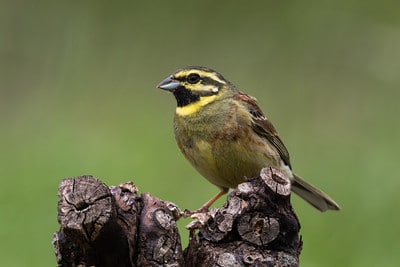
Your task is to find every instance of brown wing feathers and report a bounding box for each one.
[235,92,292,169]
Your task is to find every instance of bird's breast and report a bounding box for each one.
[174,108,283,189]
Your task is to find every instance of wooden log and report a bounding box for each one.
[53,175,182,267]
[54,176,137,267]
[184,167,302,266]
[53,167,302,266]
[137,192,183,266]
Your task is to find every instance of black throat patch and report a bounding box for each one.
[172,87,200,107]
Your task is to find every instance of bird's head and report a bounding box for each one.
[157,67,235,113]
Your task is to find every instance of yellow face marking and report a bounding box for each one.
[175,70,226,85]
[176,95,217,116]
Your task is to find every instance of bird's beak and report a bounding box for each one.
[157,76,180,91]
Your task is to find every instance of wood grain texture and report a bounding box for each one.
[53,168,301,266]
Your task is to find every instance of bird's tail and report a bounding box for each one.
[291,174,340,212]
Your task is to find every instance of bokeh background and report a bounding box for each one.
[1,1,399,266]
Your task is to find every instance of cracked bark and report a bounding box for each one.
[53,167,302,266]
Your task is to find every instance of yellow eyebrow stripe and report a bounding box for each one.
[176,95,217,116]
[175,70,226,85]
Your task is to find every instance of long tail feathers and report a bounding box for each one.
[291,174,340,212]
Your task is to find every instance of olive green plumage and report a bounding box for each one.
[158,66,340,212]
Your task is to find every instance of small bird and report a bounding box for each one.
[157,66,340,212]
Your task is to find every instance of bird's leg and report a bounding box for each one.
[201,188,229,211]
[183,188,228,217]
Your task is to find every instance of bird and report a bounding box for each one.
[157,66,340,212]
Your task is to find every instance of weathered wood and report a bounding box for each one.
[184,167,302,266]
[54,176,182,267]
[137,193,183,266]
[53,167,302,266]
[55,176,138,267]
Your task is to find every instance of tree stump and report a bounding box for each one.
[53,167,302,266]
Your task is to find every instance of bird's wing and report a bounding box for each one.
[235,91,292,169]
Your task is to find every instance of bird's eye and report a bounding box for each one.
[187,73,200,84]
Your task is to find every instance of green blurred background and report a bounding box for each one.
[1,1,399,266]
